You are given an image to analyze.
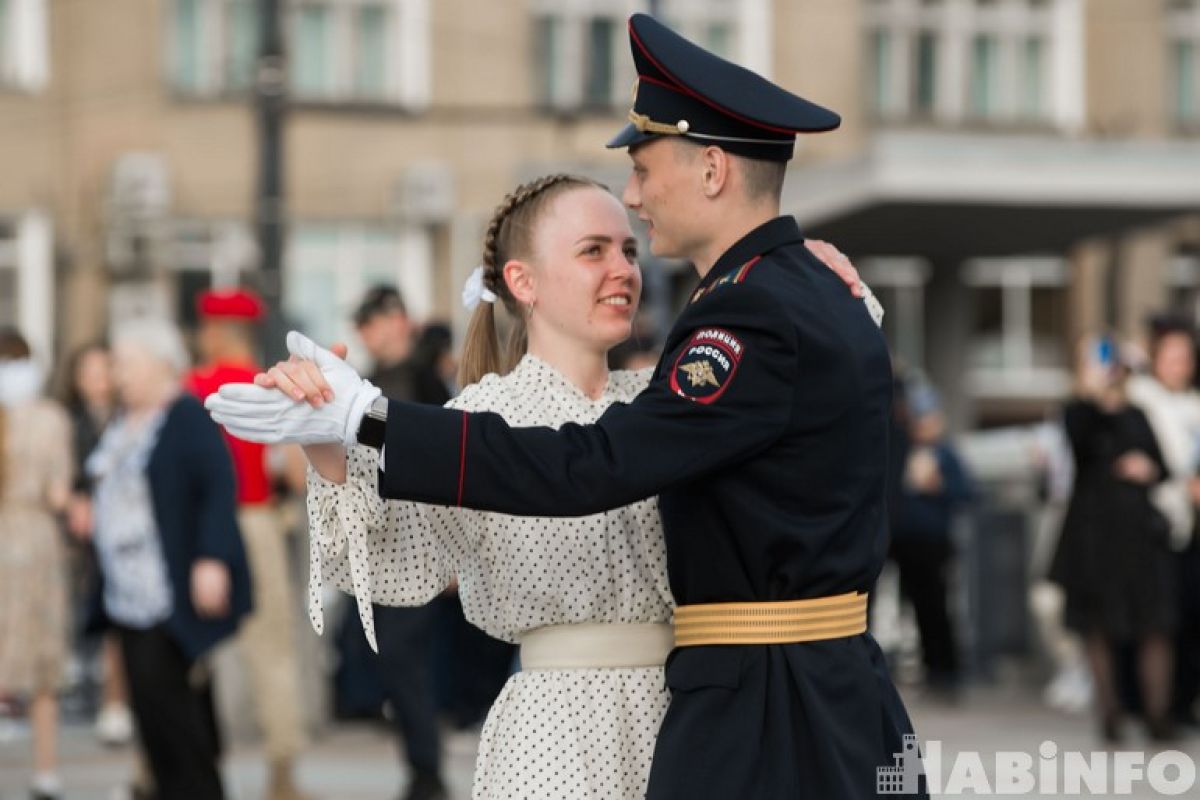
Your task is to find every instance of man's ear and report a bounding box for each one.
[502,259,536,306]
[700,146,731,198]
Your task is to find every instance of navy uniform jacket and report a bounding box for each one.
[379,217,922,799]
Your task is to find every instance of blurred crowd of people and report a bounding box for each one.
[0,285,506,800]
[878,315,1200,747]
[1043,318,1200,744]
[8,282,1200,797]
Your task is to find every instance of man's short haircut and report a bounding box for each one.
[667,138,787,203]
[354,285,408,327]
[737,155,788,203]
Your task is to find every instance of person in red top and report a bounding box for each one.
[188,293,271,504]
[186,289,312,800]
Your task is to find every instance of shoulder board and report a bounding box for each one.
[689,256,762,304]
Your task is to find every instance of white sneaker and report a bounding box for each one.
[1043,666,1093,715]
[31,771,63,799]
[95,703,134,746]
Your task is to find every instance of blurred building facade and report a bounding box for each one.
[0,0,1197,425]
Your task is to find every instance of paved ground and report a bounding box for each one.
[4,686,1200,799]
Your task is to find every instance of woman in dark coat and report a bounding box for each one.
[1050,340,1176,742]
[89,319,252,800]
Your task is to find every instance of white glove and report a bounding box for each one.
[204,331,382,447]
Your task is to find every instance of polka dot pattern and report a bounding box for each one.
[306,355,673,799]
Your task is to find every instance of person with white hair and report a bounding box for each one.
[87,317,252,800]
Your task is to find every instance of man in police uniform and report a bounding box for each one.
[210,14,924,799]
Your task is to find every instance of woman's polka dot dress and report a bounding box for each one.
[307,354,674,800]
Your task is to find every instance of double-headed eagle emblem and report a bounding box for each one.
[680,360,721,389]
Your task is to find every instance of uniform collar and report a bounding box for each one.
[695,216,805,293]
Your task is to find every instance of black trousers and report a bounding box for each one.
[431,593,516,729]
[116,626,224,800]
[1172,536,1200,721]
[891,536,961,684]
[372,602,442,776]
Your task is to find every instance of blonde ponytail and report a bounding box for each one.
[457,300,504,388]
[456,173,607,388]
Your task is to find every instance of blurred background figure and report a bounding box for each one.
[59,342,134,748]
[2,0,1200,792]
[1128,317,1200,731]
[1050,336,1177,744]
[341,285,450,800]
[0,328,73,800]
[890,378,975,700]
[411,322,458,400]
[185,288,314,800]
[89,318,251,800]
[1029,416,1095,717]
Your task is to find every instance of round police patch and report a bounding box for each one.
[669,328,744,404]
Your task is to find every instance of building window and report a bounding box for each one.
[354,3,389,99]
[866,0,1067,128]
[913,30,938,116]
[1169,0,1200,127]
[704,20,734,58]
[860,258,931,369]
[968,34,998,119]
[966,257,1070,398]
[0,0,49,91]
[534,15,564,107]
[533,3,629,111]
[584,17,616,108]
[1174,41,1198,124]
[169,0,255,95]
[168,0,430,107]
[870,28,893,116]
[291,3,335,98]
[660,0,741,60]
[0,220,16,328]
[0,1,8,68]
[285,222,434,363]
[1167,251,1200,318]
[1020,37,1045,120]
[226,0,259,92]
[532,0,747,112]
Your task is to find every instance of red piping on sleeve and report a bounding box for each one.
[456,411,469,506]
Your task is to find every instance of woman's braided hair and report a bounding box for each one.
[458,173,607,387]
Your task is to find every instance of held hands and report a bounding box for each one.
[204,331,380,447]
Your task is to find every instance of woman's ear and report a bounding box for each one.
[502,258,536,307]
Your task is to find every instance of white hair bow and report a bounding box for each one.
[462,266,498,312]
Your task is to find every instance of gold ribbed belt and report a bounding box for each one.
[673,592,869,647]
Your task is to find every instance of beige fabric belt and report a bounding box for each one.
[518,622,674,670]
[674,592,869,647]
